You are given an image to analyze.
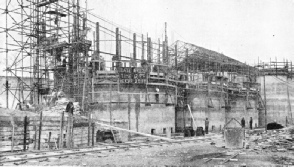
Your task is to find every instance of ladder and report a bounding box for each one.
[110,129,122,143]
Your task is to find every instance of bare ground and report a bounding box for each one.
[4,133,294,167]
[4,141,281,166]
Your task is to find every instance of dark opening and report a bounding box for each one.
[267,122,283,130]
[96,130,103,142]
[163,128,166,134]
[48,132,52,142]
[155,94,159,103]
[170,128,173,133]
[151,129,155,135]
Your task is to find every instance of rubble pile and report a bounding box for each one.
[272,155,294,165]
[245,127,294,165]
[248,128,294,152]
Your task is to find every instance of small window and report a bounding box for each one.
[170,128,173,133]
[151,129,155,135]
[163,128,166,134]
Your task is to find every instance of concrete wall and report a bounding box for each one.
[183,86,260,131]
[227,97,259,128]
[91,84,176,135]
[258,75,294,125]
[185,91,225,132]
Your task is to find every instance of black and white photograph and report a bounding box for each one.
[0,0,294,166]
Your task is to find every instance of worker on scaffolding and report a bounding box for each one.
[205,118,209,134]
[249,117,253,130]
[241,117,245,128]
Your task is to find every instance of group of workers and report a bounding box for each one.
[241,117,253,129]
[204,117,254,134]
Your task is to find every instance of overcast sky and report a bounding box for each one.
[1,0,294,74]
[87,0,294,65]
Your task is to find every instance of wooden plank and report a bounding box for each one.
[0,138,30,142]
[0,126,34,132]
[34,127,61,131]
[1,134,30,140]
[0,131,31,136]
[0,140,30,146]
[220,152,240,164]
[93,121,175,141]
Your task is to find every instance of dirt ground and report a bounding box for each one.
[9,134,288,167]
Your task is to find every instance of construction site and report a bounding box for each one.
[0,0,294,166]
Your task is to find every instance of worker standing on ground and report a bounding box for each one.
[249,117,253,130]
[205,118,209,134]
[241,117,245,128]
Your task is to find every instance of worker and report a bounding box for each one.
[241,117,245,128]
[205,118,209,134]
[65,102,74,114]
[62,58,67,67]
[249,117,253,130]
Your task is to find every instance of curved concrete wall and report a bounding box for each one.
[91,84,176,134]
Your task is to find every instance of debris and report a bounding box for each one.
[239,163,246,167]
[220,151,240,164]
[13,161,27,165]
[58,155,69,159]
[39,158,49,162]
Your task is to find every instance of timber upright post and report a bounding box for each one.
[115,27,120,70]
[11,125,14,152]
[23,116,27,151]
[286,60,292,124]
[263,63,267,130]
[88,111,91,146]
[165,22,168,65]
[6,81,9,108]
[128,94,131,139]
[142,34,144,60]
[175,44,178,104]
[157,38,160,76]
[59,111,64,148]
[133,33,136,64]
[66,111,73,148]
[96,22,100,60]
[92,122,94,146]
[38,111,43,150]
[147,38,151,63]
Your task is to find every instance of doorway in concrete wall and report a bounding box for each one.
[163,128,166,134]
[151,129,156,134]
[175,105,185,133]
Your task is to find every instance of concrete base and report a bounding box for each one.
[224,128,244,149]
